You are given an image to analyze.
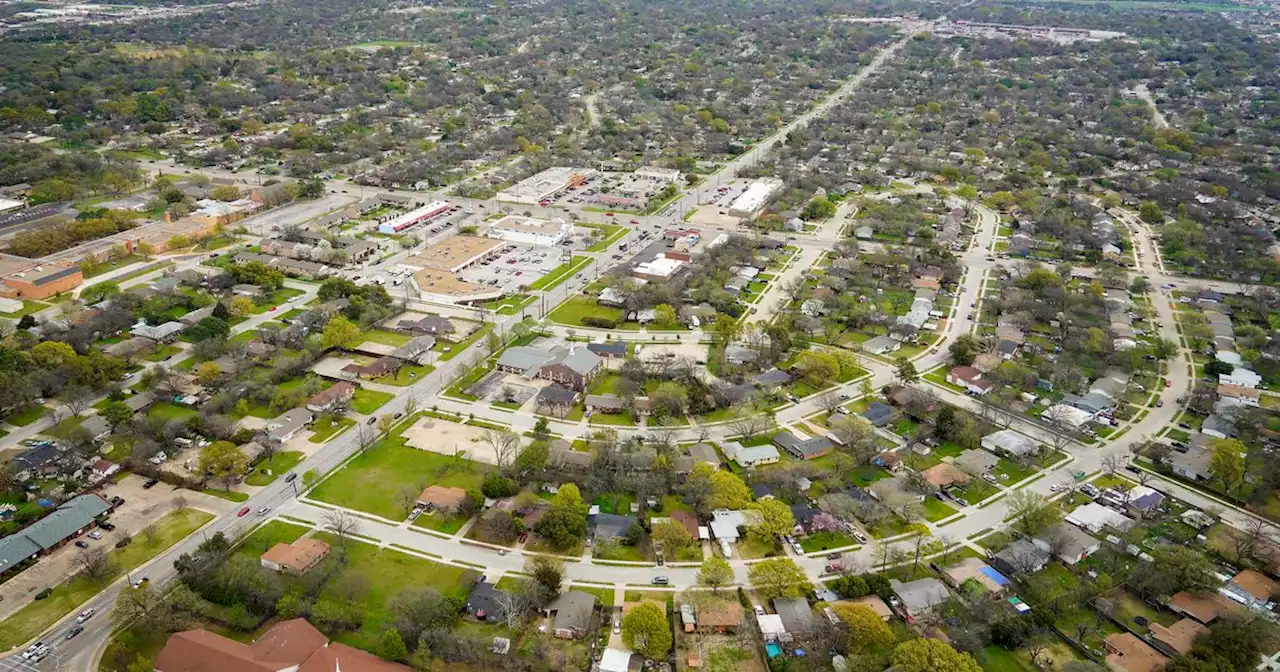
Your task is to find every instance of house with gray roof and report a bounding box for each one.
[954,449,999,475]
[861,335,900,356]
[981,430,1039,458]
[687,443,721,467]
[397,315,457,340]
[0,494,112,573]
[591,513,637,541]
[495,346,601,391]
[772,431,834,460]
[546,590,597,639]
[262,408,313,445]
[773,597,817,634]
[753,369,793,388]
[131,321,185,343]
[890,578,951,620]
[720,441,779,468]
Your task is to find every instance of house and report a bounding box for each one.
[1200,414,1236,439]
[921,463,970,490]
[545,590,596,639]
[465,580,509,623]
[1149,619,1207,655]
[104,336,155,359]
[862,402,894,427]
[536,385,578,414]
[947,366,993,395]
[154,618,409,672]
[1167,437,1213,481]
[417,485,469,513]
[941,558,1011,594]
[390,336,437,365]
[132,321,185,343]
[724,344,759,365]
[1066,503,1135,535]
[584,394,625,413]
[721,441,780,468]
[263,408,313,444]
[260,539,330,575]
[752,369,793,388]
[709,509,762,544]
[889,578,950,621]
[1219,367,1262,389]
[590,513,636,541]
[953,449,999,475]
[1035,523,1101,565]
[843,595,892,621]
[687,443,720,468]
[91,460,120,481]
[600,648,634,672]
[995,339,1019,359]
[1104,633,1167,672]
[873,451,905,472]
[757,613,788,642]
[695,599,743,633]
[341,356,402,380]
[81,415,111,444]
[1167,591,1237,625]
[1225,569,1279,608]
[1125,486,1166,517]
[751,483,776,500]
[772,431,835,460]
[981,429,1039,458]
[586,341,627,359]
[305,381,356,413]
[1216,384,1260,405]
[495,346,602,391]
[597,287,625,307]
[990,539,1051,576]
[861,335,900,356]
[396,315,457,340]
[773,597,817,635]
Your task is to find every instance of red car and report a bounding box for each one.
[1165,380,1172,388]
[237,506,250,517]
[605,212,615,217]
[630,218,639,224]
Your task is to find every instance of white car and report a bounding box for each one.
[77,608,95,623]
[753,605,765,616]
[256,507,270,516]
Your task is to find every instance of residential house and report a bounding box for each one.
[590,513,636,542]
[873,451,905,472]
[341,356,402,380]
[1035,523,1101,565]
[953,449,999,476]
[940,558,1012,594]
[861,335,899,356]
[465,580,509,623]
[947,366,993,395]
[1066,503,1135,535]
[397,315,457,340]
[772,431,835,460]
[494,346,602,391]
[1216,384,1260,406]
[752,369,793,388]
[91,460,120,481]
[305,381,356,413]
[535,385,578,415]
[417,486,469,513]
[1167,437,1213,481]
[1125,486,1166,518]
[1225,569,1278,608]
[724,344,759,366]
[155,618,409,672]
[545,590,597,639]
[586,341,627,359]
[687,443,721,468]
[390,336,437,365]
[843,595,892,621]
[773,597,817,636]
[695,599,743,633]
[981,429,1039,458]
[921,463,970,490]
[1149,619,1207,656]
[1167,591,1238,625]
[721,441,780,468]
[889,578,950,622]
[709,509,762,544]
[1104,633,1167,672]
[584,394,625,413]
[260,539,331,575]
[80,415,111,444]
[132,321,185,342]
[990,539,1051,576]
[862,401,894,427]
[263,408,313,445]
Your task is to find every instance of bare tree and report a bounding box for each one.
[356,425,375,454]
[495,584,534,631]
[403,389,419,417]
[397,487,419,516]
[76,547,112,582]
[64,385,94,417]
[728,414,770,442]
[141,524,158,545]
[172,495,187,512]
[816,391,842,416]
[481,430,522,471]
[1101,453,1124,477]
[323,509,361,552]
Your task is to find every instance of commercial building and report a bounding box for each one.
[0,494,111,575]
[634,167,682,184]
[378,201,452,234]
[155,618,409,672]
[728,178,783,219]
[633,253,686,281]
[0,260,82,300]
[486,215,572,246]
[405,236,502,273]
[496,167,595,205]
[0,198,24,215]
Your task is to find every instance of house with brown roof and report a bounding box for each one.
[694,599,743,633]
[844,595,892,621]
[1149,619,1207,655]
[1167,591,1237,625]
[260,539,330,575]
[155,618,410,672]
[1216,384,1261,405]
[341,356,402,380]
[417,485,469,513]
[921,463,970,489]
[1226,569,1279,607]
[1104,633,1167,672]
[947,366,994,395]
[305,381,356,413]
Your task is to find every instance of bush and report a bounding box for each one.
[115,537,132,548]
[482,475,519,498]
[35,588,52,600]
[581,316,618,329]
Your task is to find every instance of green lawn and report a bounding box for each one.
[435,322,493,362]
[233,520,310,560]
[143,344,183,362]
[995,458,1036,485]
[3,404,48,427]
[0,508,213,649]
[584,224,626,252]
[310,415,490,520]
[547,296,624,327]
[309,416,354,443]
[362,329,411,347]
[350,388,394,414]
[981,645,1031,672]
[0,300,48,318]
[480,294,536,315]
[799,531,856,553]
[319,534,479,653]
[384,364,434,386]
[147,402,200,423]
[922,497,959,522]
[245,451,304,486]
[529,256,591,292]
[412,510,471,535]
[81,254,149,278]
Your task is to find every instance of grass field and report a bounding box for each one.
[480,294,536,316]
[233,520,310,560]
[350,388,393,414]
[435,322,493,362]
[245,451,304,486]
[922,497,959,522]
[384,364,434,386]
[309,416,354,443]
[309,415,490,520]
[3,404,48,427]
[148,402,200,423]
[361,329,411,347]
[528,256,591,292]
[143,344,183,362]
[0,508,213,649]
[583,224,627,252]
[547,296,624,327]
[0,300,48,319]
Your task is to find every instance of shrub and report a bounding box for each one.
[482,475,519,498]
[35,588,52,600]
[581,316,618,329]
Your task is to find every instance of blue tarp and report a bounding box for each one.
[980,566,1011,586]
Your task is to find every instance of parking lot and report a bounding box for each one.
[545,172,677,212]
[458,242,564,291]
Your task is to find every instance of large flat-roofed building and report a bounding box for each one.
[0,198,23,215]
[728,178,784,219]
[0,260,82,300]
[496,167,595,205]
[633,253,686,281]
[379,201,452,235]
[634,167,682,184]
[486,215,572,246]
[405,235,502,273]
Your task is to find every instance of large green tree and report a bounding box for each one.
[748,558,810,602]
[891,639,983,672]
[622,602,672,658]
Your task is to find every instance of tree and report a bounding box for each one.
[323,509,361,551]
[622,602,672,658]
[802,196,837,220]
[891,639,983,672]
[749,499,795,544]
[949,334,979,366]
[210,185,241,201]
[321,316,363,351]
[1139,201,1165,224]
[101,401,134,430]
[748,558,810,602]
[199,440,248,487]
[653,304,679,329]
[228,296,254,317]
[378,628,408,661]
[895,356,918,384]
[525,556,564,606]
[708,470,752,510]
[480,429,521,470]
[1208,438,1245,496]
[1005,490,1060,536]
[651,520,693,554]
[76,546,112,582]
[195,362,222,386]
[1128,545,1220,599]
[697,557,733,594]
[831,603,894,652]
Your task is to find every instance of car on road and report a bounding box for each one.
[1165,380,1172,388]
[791,542,804,555]
[630,218,639,224]
[75,540,89,549]
[237,506,251,517]
[367,416,377,425]
[393,412,404,419]
[853,531,868,544]
[132,577,149,589]
[65,625,83,640]
[21,643,44,660]
[77,608,95,623]
[285,473,298,483]
[1156,400,1163,407]
[256,507,270,516]
[613,618,621,634]
[651,576,669,585]
[605,212,615,217]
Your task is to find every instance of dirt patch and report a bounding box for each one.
[402,417,517,465]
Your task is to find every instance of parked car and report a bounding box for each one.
[284,473,298,483]
[74,540,89,549]
[143,478,159,489]
[88,531,102,540]
[99,521,115,531]
[753,605,766,616]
